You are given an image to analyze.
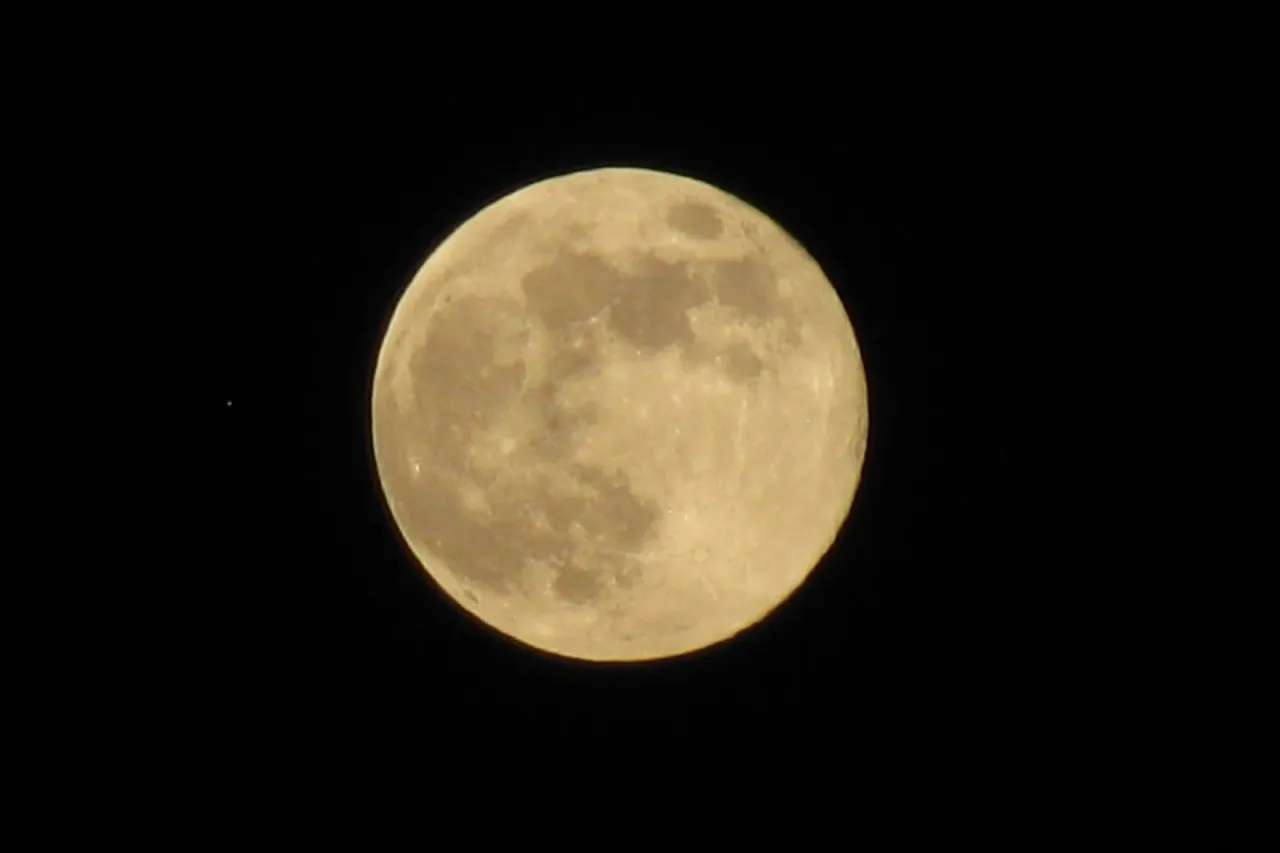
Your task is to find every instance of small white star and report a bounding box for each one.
[226,400,232,407]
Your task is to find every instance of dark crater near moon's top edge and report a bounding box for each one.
[665,201,725,239]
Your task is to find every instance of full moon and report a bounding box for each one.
[371,167,869,662]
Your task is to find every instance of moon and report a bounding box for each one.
[371,167,869,662]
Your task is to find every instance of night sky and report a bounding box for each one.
[218,50,1113,806]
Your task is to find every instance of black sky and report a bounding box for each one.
[218,55,1110,805]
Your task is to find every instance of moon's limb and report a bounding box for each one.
[372,167,868,662]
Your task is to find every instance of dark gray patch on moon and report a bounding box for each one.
[552,564,605,603]
[521,253,623,331]
[525,379,598,459]
[571,464,660,548]
[666,201,724,239]
[408,295,528,452]
[717,342,766,381]
[710,256,779,320]
[521,250,710,354]
[606,255,710,352]
[389,465,544,593]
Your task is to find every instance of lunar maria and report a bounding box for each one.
[371,167,869,662]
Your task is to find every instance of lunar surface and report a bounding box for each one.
[371,167,868,662]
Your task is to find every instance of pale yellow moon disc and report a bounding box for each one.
[371,167,869,662]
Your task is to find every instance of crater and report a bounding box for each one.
[666,201,724,239]
[709,255,778,320]
[716,342,766,381]
[552,563,605,604]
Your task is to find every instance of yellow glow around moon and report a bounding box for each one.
[371,167,869,662]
